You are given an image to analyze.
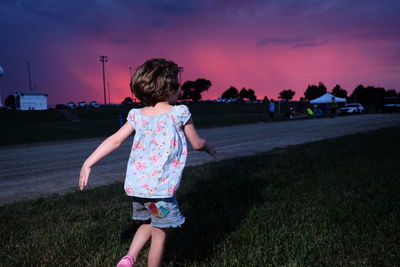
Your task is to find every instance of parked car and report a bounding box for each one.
[216,98,238,103]
[78,101,87,108]
[337,103,365,115]
[89,101,100,108]
[383,104,400,113]
[66,102,76,109]
[105,103,121,107]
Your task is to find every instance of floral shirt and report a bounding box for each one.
[124,105,191,198]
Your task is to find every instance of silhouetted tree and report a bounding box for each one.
[238,88,257,101]
[121,97,133,105]
[180,78,212,101]
[384,89,398,98]
[331,84,348,98]
[247,89,256,100]
[349,84,386,105]
[278,89,295,101]
[349,84,363,103]
[180,81,195,100]
[4,95,16,109]
[304,82,327,100]
[221,86,239,99]
[263,96,269,103]
[239,88,248,100]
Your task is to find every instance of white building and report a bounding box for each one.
[15,91,48,110]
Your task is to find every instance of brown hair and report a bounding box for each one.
[130,58,180,106]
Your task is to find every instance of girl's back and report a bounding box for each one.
[124,104,191,198]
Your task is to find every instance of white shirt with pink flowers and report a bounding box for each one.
[124,105,191,198]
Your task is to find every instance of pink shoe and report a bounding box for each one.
[116,255,135,267]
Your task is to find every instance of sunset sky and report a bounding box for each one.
[1,0,399,105]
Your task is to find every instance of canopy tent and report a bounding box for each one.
[310,93,346,104]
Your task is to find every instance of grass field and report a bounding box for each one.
[0,103,277,146]
[1,126,399,266]
[1,102,383,146]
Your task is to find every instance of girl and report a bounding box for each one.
[79,58,216,267]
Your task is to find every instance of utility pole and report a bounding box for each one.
[27,61,33,91]
[178,66,184,84]
[99,56,108,105]
[107,82,111,104]
[129,66,133,101]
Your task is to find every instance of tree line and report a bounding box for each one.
[177,78,398,106]
[175,81,258,102]
[220,87,257,101]
[275,82,399,105]
[3,77,398,108]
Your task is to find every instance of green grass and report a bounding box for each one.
[0,103,276,146]
[3,101,381,146]
[1,119,124,145]
[1,126,399,266]
[0,113,272,145]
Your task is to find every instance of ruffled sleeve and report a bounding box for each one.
[175,105,191,125]
[126,109,137,129]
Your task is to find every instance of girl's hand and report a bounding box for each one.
[77,122,134,190]
[79,165,91,190]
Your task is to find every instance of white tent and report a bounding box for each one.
[310,93,346,104]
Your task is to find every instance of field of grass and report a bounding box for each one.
[1,126,399,266]
[1,101,383,146]
[0,103,278,146]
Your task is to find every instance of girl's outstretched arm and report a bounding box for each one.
[79,122,134,190]
[184,118,217,158]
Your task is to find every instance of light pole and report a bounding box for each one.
[100,56,108,105]
[27,61,33,91]
[178,66,184,84]
[107,82,111,104]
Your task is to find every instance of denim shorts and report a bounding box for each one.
[131,196,185,228]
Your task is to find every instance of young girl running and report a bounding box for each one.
[79,58,216,267]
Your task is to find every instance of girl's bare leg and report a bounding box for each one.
[127,223,153,262]
[147,227,167,267]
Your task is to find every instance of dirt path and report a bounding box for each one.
[1,114,399,205]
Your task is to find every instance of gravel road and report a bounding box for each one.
[1,114,399,205]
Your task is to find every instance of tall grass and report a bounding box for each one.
[1,126,399,266]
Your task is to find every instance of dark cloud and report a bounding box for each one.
[148,19,169,28]
[258,37,302,46]
[274,0,328,16]
[109,38,152,45]
[0,0,199,38]
[291,41,328,49]
[110,38,132,44]
[0,0,112,39]
[119,0,195,16]
[258,37,328,48]
[256,0,400,48]
[1,0,97,22]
